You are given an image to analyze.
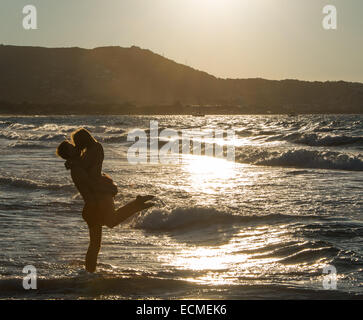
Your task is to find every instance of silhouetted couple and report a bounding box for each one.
[56,128,154,273]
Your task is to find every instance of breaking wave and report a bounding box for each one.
[8,141,50,149]
[271,133,363,147]
[0,131,66,142]
[131,207,318,231]
[0,175,73,191]
[235,147,363,171]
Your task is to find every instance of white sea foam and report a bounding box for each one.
[235,147,363,171]
[0,175,73,191]
[130,207,315,231]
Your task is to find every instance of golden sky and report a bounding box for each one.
[1,0,362,82]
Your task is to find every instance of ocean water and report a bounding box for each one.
[0,114,362,300]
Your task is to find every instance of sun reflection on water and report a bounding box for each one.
[184,155,236,179]
[157,225,321,286]
[181,155,238,195]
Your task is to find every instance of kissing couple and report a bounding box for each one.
[56,128,154,272]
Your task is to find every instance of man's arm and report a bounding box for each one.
[70,162,115,198]
[70,165,97,202]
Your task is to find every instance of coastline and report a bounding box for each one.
[1,108,362,117]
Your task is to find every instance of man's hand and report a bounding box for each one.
[64,160,72,170]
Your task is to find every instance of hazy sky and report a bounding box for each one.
[1,0,362,82]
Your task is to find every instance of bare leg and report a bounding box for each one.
[111,200,153,227]
[85,225,102,273]
[103,195,154,228]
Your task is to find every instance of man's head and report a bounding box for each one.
[56,140,80,160]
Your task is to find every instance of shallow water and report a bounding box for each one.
[0,114,362,299]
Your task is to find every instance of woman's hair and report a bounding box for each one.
[71,128,97,149]
[56,140,73,159]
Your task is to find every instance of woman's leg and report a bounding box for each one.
[100,195,117,228]
[85,225,102,273]
[101,195,154,228]
[111,198,154,228]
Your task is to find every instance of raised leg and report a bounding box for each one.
[106,195,154,228]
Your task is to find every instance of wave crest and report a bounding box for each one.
[235,147,363,171]
[284,133,363,147]
[0,175,73,191]
[131,207,314,231]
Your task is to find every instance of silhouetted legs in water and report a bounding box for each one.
[86,225,102,273]
[85,195,154,273]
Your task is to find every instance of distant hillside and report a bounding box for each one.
[0,45,362,114]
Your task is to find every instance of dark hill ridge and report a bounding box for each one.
[0,44,362,114]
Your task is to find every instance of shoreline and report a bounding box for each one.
[0,112,362,116]
[0,109,363,118]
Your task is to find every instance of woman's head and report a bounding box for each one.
[71,128,97,150]
[56,140,79,160]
